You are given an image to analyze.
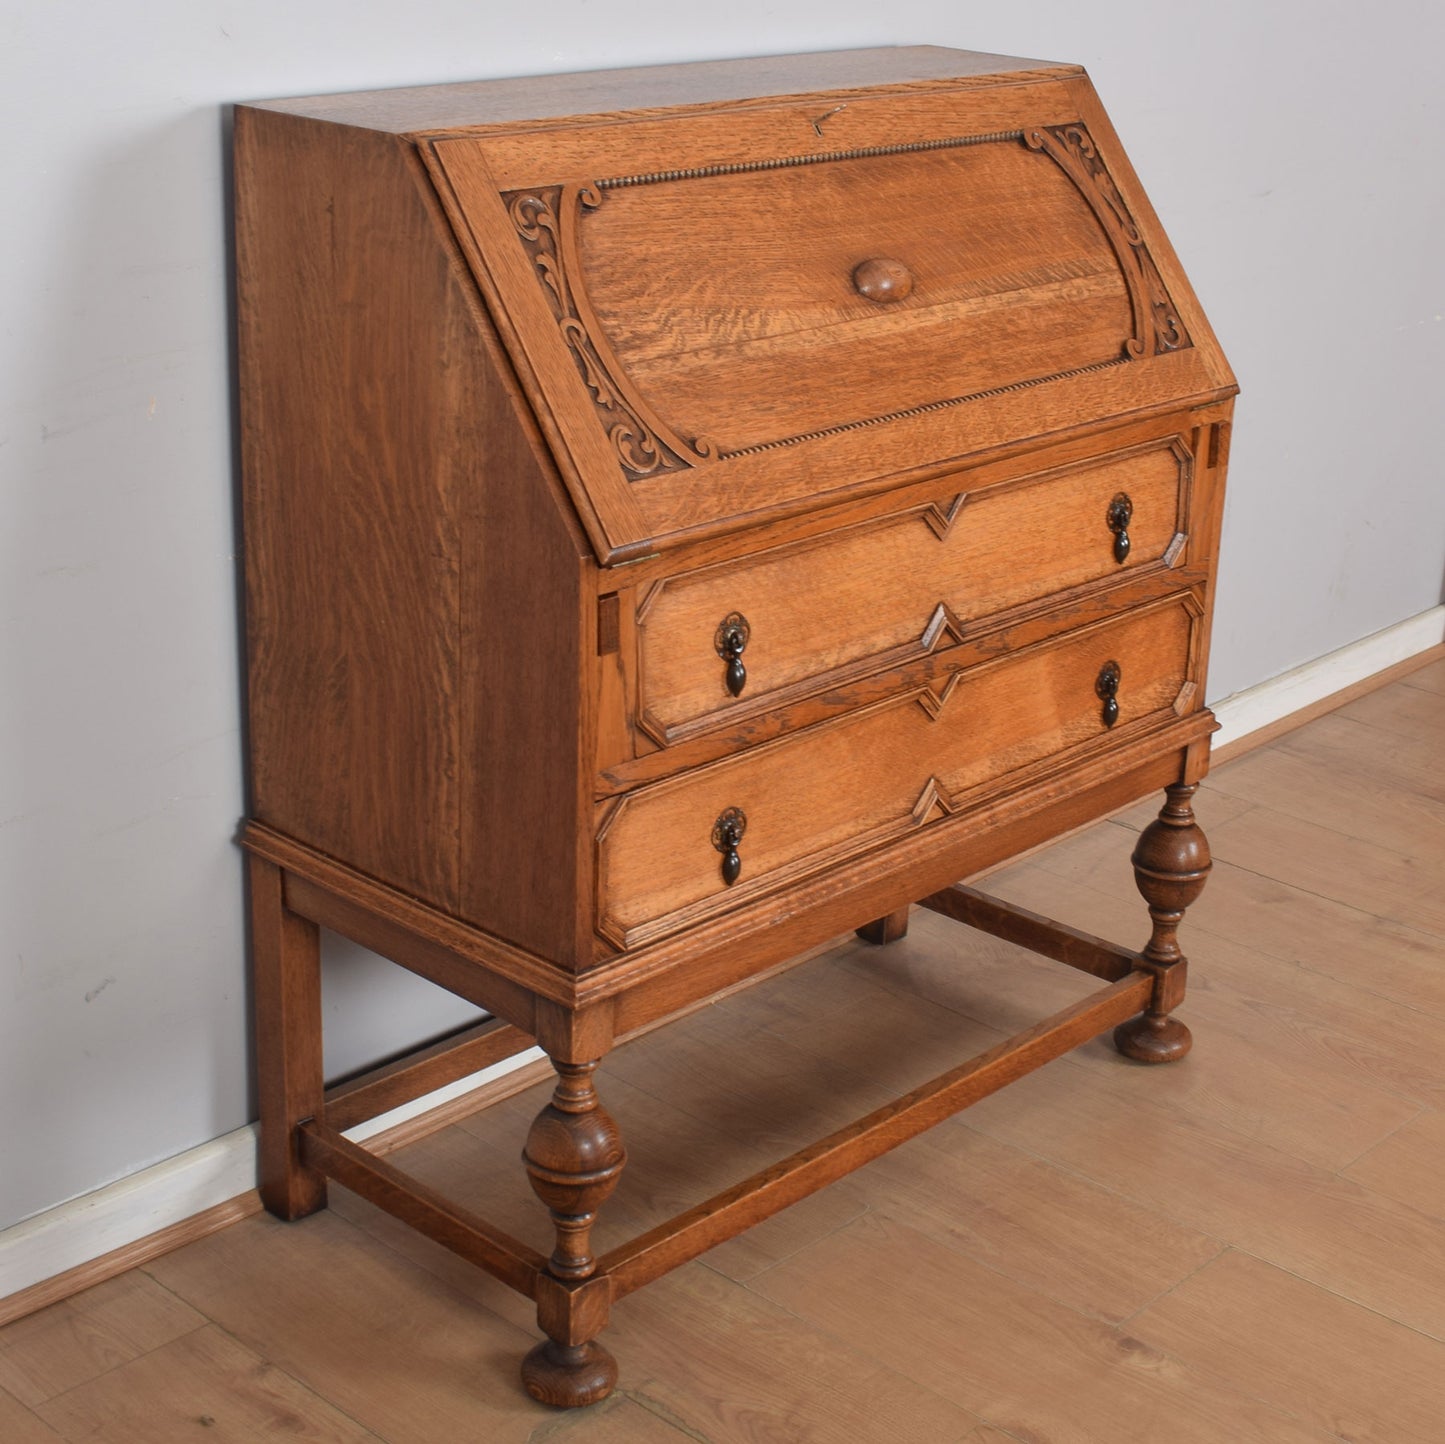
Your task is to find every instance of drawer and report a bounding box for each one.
[634,433,1192,745]
[597,592,1200,947]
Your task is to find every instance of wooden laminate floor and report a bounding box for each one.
[3,658,1443,1442]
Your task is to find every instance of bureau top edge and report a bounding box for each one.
[237,46,1080,137]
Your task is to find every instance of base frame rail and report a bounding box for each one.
[262,872,1199,1407]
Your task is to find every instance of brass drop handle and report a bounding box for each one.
[1096,660,1122,728]
[1107,493,1133,564]
[715,612,750,697]
[852,257,913,304]
[711,807,747,887]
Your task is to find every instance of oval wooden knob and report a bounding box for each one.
[852,257,913,304]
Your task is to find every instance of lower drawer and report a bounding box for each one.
[596,593,1200,947]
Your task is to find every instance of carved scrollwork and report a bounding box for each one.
[1153,303,1187,352]
[506,191,564,305]
[1023,124,1191,359]
[505,185,716,481]
[1048,125,1141,243]
[506,123,1186,476]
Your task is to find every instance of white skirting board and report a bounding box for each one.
[1210,604,1445,751]
[0,1046,543,1302]
[3,603,1442,1308]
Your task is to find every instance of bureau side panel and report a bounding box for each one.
[236,108,478,910]
[456,296,596,969]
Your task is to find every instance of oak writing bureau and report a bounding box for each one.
[235,45,1235,1407]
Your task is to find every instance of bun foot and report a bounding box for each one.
[1114,1011,1192,1064]
[520,1339,618,1409]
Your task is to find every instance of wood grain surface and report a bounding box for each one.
[635,429,1191,740]
[600,595,1198,944]
[423,58,1234,558]
[236,108,471,911]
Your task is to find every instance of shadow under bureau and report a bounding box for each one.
[234,45,1235,1407]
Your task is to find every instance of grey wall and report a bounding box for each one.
[3,2,1442,1231]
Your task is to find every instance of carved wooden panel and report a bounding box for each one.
[597,593,1202,947]
[634,433,1193,744]
[426,79,1233,561]
[1023,124,1191,358]
[505,187,716,480]
[500,122,1189,469]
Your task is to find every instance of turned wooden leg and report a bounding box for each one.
[249,854,327,1218]
[521,1059,627,1408]
[1115,783,1211,1064]
[856,906,911,945]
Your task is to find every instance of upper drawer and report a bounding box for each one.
[424,73,1234,562]
[635,430,1192,746]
